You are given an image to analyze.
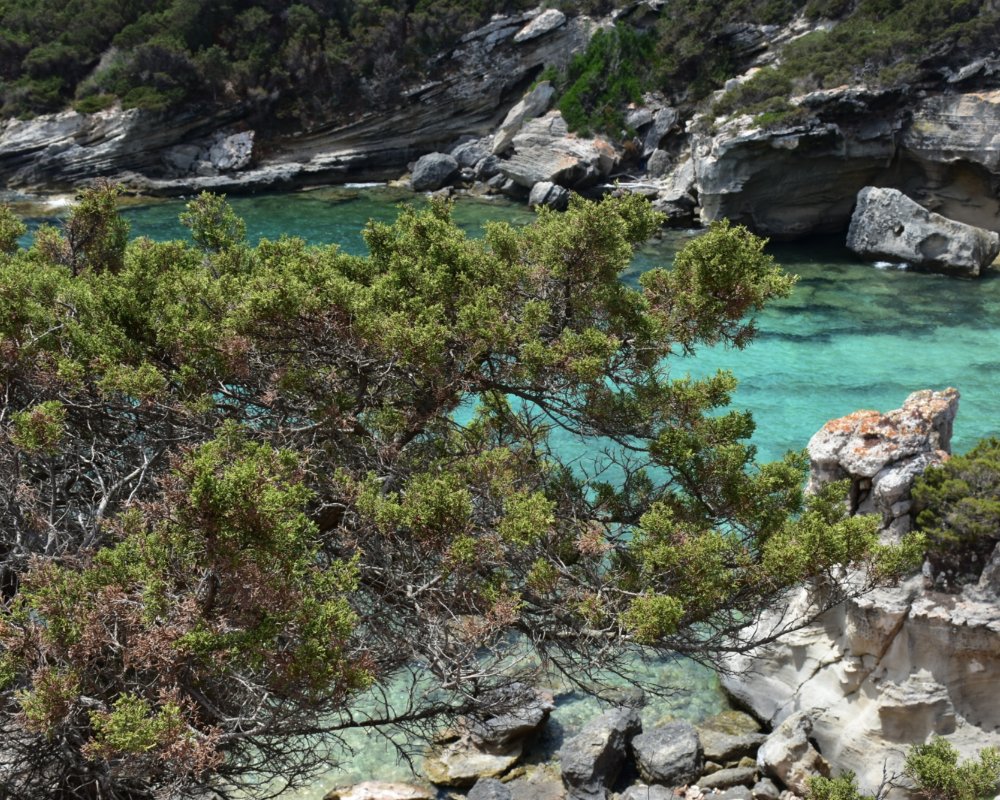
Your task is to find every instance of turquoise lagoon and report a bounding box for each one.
[30,187,1000,792]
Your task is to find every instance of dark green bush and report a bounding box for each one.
[554,24,657,136]
[912,437,1000,590]
[905,738,1000,800]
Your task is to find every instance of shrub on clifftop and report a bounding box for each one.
[912,437,1000,590]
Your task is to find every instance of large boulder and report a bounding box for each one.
[846,187,1000,277]
[208,130,254,171]
[529,180,570,210]
[806,387,959,536]
[492,81,556,154]
[630,721,703,787]
[423,740,522,787]
[513,9,567,43]
[756,712,830,795]
[324,783,435,800]
[411,152,460,191]
[501,111,618,189]
[559,707,642,800]
[465,684,554,747]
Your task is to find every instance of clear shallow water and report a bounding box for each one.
[44,189,1000,793]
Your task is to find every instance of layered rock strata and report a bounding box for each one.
[723,389,1000,798]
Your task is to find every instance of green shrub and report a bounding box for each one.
[912,437,1000,590]
[808,773,873,800]
[554,24,658,136]
[905,738,1000,800]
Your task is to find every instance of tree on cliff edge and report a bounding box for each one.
[0,187,920,799]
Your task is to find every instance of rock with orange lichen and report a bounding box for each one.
[806,388,959,536]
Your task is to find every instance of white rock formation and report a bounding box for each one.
[846,188,1000,277]
[806,388,959,537]
[724,390,1000,798]
[500,111,618,189]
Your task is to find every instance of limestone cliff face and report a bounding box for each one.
[688,88,1000,239]
[722,390,1000,797]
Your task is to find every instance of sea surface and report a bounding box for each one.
[29,187,1000,793]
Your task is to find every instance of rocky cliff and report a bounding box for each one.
[722,390,1000,797]
[6,3,1000,250]
[0,7,600,195]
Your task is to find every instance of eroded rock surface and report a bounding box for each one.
[847,187,1000,276]
[724,390,1000,798]
[806,387,959,536]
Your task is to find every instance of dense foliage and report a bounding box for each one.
[807,739,1000,800]
[711,0,999,125]
[0,0,549,119]
[3,0,997,134]
[911,437,1000,590]
[0,186,918,798]
[541,0,1000,134]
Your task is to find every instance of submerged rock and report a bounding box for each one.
[323,782,435,800]
[423,740,522,787]
[846,187,1000,277]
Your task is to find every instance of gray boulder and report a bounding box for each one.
[626,107,654,130]
[475,154,503,180]
[642,107,678,157]
[717,788,753,800]
[411,152,460,191]
[529,181,570,210]
[452,140,490,168]
[631,721,703,787]
[756,712,830,796]
[752,778,780,800]
[619,785,675,800]
[501,112,618,189]
[469,778,513,800]
[208,131,254,171]
[492,81,556,154]
[559,707,642,800]
[698,767,757,791]
[846,186,1000,277]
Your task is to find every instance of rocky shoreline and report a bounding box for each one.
[320,389,1000,800]
[6,4,1000,269]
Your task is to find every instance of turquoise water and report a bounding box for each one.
[42,188,1000,793]
[96,191,1000,462]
